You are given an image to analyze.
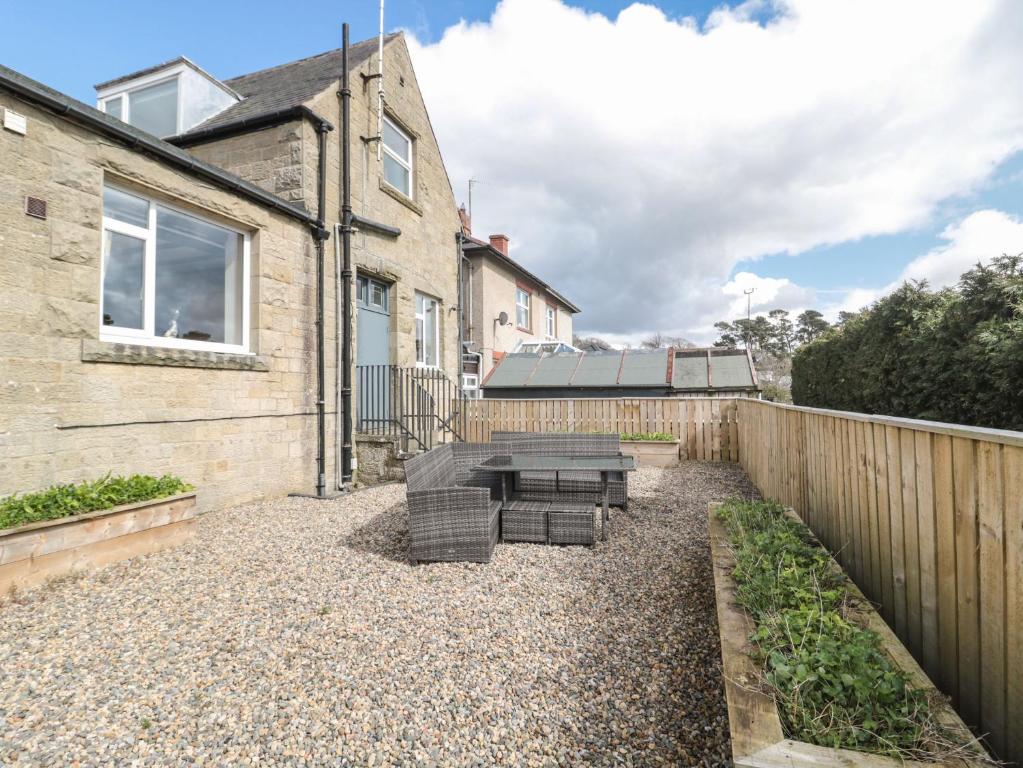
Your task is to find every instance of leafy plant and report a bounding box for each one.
[716,498,977,761]
[0,474,193,531]
[792,254,1023,430]
[620,432,676,441]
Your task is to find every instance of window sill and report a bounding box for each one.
[81,340,270,371]
[378,179,423,216]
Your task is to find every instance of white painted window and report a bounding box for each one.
[545,305,556,339]
[382,115,413,197]
[101,76,179,137]
[415,291,439,367]
[516,288,531,330]
[100,184,250,354]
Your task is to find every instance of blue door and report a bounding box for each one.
[356,276,391,431]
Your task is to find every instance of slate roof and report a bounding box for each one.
[484,348,759,391]
[175,35,397,137]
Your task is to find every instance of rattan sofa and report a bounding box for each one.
[403,442,505,564]
[490,432,628,509]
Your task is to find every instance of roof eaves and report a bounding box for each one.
[462,240,581,313]
[1,64,317,228]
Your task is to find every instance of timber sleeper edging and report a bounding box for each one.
[0,492,197,595]
[707,501,991,768]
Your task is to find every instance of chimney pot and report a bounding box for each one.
[489,234,509,255]
[458,204,471,235]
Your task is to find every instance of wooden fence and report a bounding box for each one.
[737,399,1023,765]
[459,397,739,461]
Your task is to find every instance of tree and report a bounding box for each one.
[713,321,742,348]
[791,254,1023,430]
[573,334,613,352]
[795,310,830,344]
[641,332,696,349]
[767,309,795,355]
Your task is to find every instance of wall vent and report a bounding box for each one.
[24,196,47,220]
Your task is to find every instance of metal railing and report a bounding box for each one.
[356,365,466,451]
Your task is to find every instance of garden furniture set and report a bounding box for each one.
[403,432,635,564]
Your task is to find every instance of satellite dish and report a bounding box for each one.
[498,311,509,326]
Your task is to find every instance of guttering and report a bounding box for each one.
[167,106,335,148]
[351,213,400,238]
[338,23,355,489]
[0,64,317,227]
[313,120,333,498]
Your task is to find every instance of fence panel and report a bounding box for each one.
[736,399,1023,766]
[459,397,739,461]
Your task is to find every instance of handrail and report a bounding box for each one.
[356,365,466,451]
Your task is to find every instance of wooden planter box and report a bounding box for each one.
[707,503,989,768]
[0,492,196,595]
[621,439,680,468]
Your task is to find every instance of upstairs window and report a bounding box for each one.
[415,292,439,367]
[101,184,249,353]
[101,77,179,137]
[516,288,531,331]
[382,115,413,197]
[545,305,556,338]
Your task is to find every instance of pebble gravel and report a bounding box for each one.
[0,463,758,767]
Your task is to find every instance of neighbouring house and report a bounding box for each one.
[458,207,580,395]
[481,347,761,399]
[0,31,464,506]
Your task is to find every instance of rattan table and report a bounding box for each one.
[475,454,636,541]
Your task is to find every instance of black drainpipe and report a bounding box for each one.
[339,23,355,486]
[314,119,332,497]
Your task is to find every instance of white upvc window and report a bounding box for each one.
[545,305,557,339]
[381,115,413,197]
[100,75,180,137]
[415,291,439,367]
[100,184,250,354]
[515,287,531,330]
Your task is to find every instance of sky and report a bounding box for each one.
[6,0,1023,345]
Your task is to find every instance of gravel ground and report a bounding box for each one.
[0,463,758,767]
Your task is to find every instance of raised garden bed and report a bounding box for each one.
[708,500,990,768]
[1,486,196,595]
[620,432,680,468]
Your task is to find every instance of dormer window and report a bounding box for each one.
[96,57,239,139]
[101,77,179,137]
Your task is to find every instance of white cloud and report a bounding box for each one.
[825,208,1023,316]
[407,0,1023,340]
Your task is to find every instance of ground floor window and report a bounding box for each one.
[100,184,249,352]
[415,291,439,367]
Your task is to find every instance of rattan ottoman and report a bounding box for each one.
[548,502,596,546]
[502,500,551,543]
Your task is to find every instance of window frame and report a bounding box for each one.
[99,183,251,355]
[545,305,557,339]
[414,291,440,368]
[515,287,532,332]
[381,114,413,198]
[99,71,183,136]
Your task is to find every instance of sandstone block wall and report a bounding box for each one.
[1,90,336,511]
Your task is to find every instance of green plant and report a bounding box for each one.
[0,474,193,531]
[620,432,676,442]
[792,254,1023,430]
[716,499,972,761]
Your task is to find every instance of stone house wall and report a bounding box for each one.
[184,35,461,380]
[0,88,334,511]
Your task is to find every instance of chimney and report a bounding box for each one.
[489,234,509,255]
[458,203,471,235]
